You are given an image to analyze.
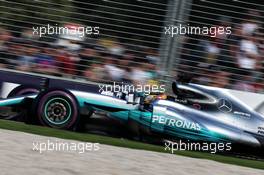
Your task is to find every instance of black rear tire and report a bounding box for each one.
[31,89,80,130]
[7,85,39,121]
[7,85,39,98]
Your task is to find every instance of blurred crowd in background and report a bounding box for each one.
[179,10,264,93]
[0,27,161,86]
[1,11,264,93]
[0,6,263,94]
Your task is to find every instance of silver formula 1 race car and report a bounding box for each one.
[1,81,264,148]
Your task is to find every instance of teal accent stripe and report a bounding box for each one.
[0,95,37,107]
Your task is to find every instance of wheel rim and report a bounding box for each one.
[44,98,72,125]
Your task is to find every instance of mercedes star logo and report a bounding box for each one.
[217,98,232,113]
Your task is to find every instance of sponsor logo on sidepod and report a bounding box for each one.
[152,115,201,131]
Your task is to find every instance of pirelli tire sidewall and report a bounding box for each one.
[32,89,80,130]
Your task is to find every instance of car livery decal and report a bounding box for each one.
[152,114,201,131]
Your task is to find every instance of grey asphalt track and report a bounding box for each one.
[1,129,264,175]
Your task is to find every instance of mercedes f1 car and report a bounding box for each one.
[1,81,264,148]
